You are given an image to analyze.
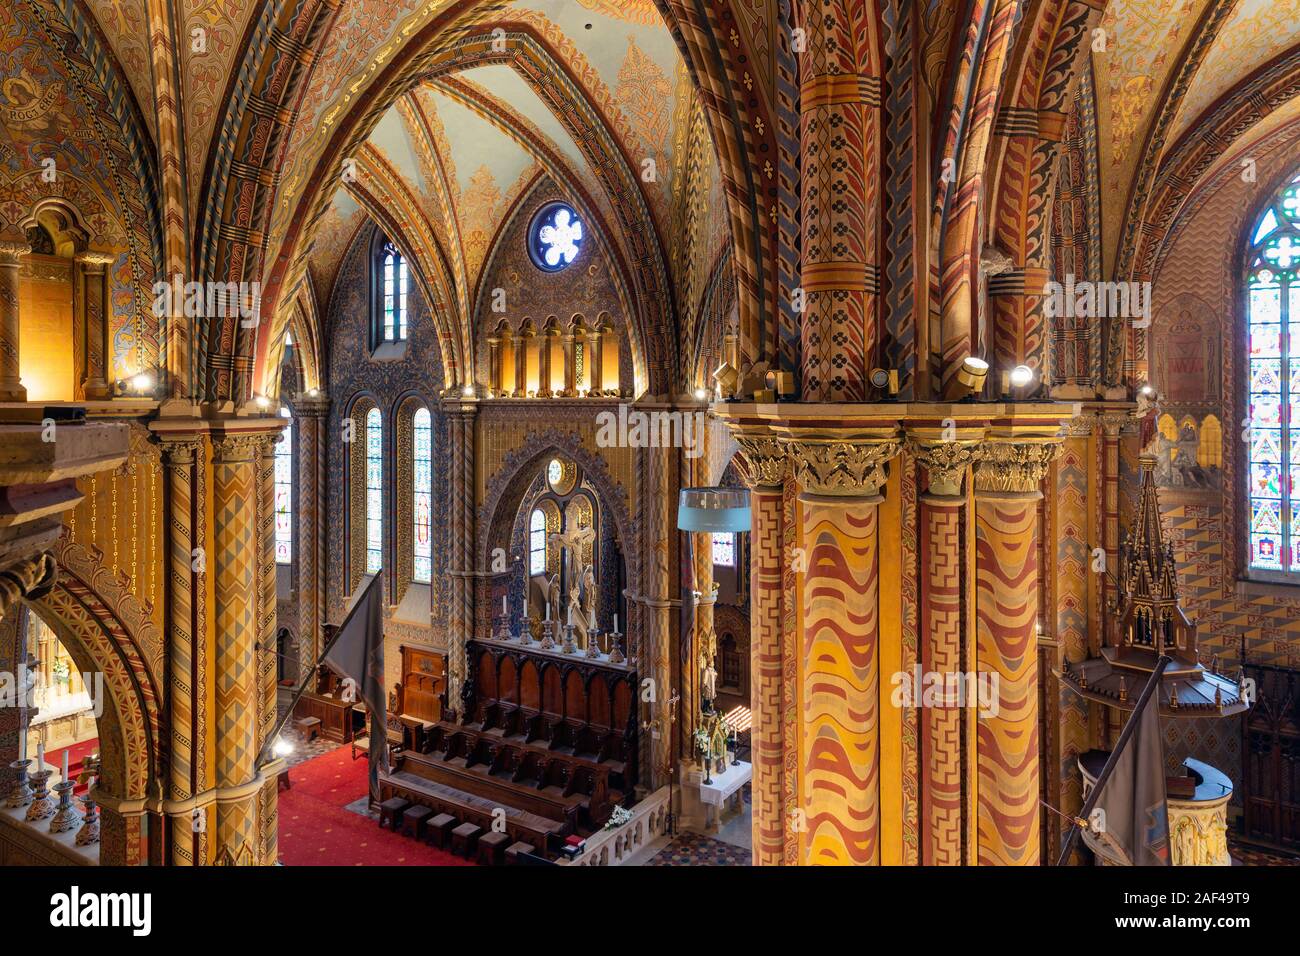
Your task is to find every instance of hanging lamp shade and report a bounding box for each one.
[677,486,751,532]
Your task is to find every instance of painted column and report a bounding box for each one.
[444,400,477,713]
[734,434,788,865]
[0,239,31,402]
[912,441,976,865]
[255,433,278,864]
[77,252,116,400]
[798,7,880,401]
[972,440,1060,865]
[211,432,263,864]
[562,332,577,396]
[158,437,203,865]
[487,336,502,396]
[295,395,330,683]
[538,330,554,398]
[789,439,899,864]
[513,331,527,397]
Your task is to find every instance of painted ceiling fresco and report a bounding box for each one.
[1170,0,1300,145]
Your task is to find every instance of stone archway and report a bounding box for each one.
[5,537,165,865]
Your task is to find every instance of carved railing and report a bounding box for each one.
[557,786,671,866]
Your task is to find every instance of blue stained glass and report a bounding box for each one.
[1251,396,1282,426]
[1254,208,1279,244]
[529,509,546,575]
[412,407,432,584]
[1252,532,1283,570]
[1251,359,1282,392]
[1251,325,1283,358]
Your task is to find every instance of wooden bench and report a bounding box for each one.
[477,830,511,865]
[379,771,566,854]
[400,749,587,829]
[505,841,535,865]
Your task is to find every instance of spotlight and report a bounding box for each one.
[254,394,270,410]
[1009,365,1034,388]
[943,357,989,401]
[131,373,152,395]
[273,737,294,758]
[1138,383,1155,397]
[694,386,710,402]
[712,361,739,400]
[308,387,319,398]
[869,367,900,397]
[462,384,476,398]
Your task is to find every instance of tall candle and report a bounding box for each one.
[37,741,44,771]
[545,602,550,621]
[62,749,68,781]
[567,604,573,626]
[501,594,507,616]
[614,613,619,634]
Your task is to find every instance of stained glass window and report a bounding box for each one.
[529,203,583,272]
[274,407,292,565]
[379,240,408,343]
[530,509,546,575]
[1247,171,1300,578]
[412,407,432,584]
[366,407,383,574]
[711,532,735,568]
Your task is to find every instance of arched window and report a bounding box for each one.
[412,407,433,583]
[274,406,293,564]
[374,237,409,347]
[1246,171,1300,579]
[529,509,547,575]
[366,407,383,574]
[711,532,735,567]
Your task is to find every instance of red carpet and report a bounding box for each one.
[43,739,99,796]
[277,746,474,866]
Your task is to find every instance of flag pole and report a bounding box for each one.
[1055,654,1171,866]
[255,573,381,770]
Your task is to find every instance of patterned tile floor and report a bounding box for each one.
[645,830,752,866]
[1227,833,1300,866]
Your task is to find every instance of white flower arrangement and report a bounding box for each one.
[604,805,633,830]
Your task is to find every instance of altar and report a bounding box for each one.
[697,759,752,829]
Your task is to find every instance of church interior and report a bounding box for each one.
[0,0,1299,871]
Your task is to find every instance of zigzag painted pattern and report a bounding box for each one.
[975,496,1040,865]
[800,496,880,865]
[750,487,786,865]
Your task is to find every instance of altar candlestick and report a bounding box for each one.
[501,595,507,616]
[37,742,44,771]
[545,602,550,621]
[61,750,68,782]
[614,614,619,634]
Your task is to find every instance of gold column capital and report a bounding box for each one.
[909,439,978,497]
[734,433,788,489]
[75,250,117,270]
[972,440,1064,494]
[788,438,901,497]
[0,240,31,262]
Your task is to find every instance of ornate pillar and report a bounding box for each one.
[444,400,477,713]
[158,437,204,865]
[790,438,900,864]
[1100,413,1124,639]
[294,395,330,683]
[77,252,116,400]
[210,432,264,864]
[255,432,278,864]
[798,9,880,401]
[0,239,31,402]
[972,440,1061,865]
[912,439,977,865]
[734,434,788,865]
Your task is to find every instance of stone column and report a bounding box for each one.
[0,239,31,402]
[562,331,577,397]
[588,328,603,395]
[798,10,880,401]
[1100,413,1125,637]
[513,331,527,397]
[734,434,788,865]
[211,433,263,864]
[972,440,1060,865]
[77,252,116,400]
[294,395,330,683]
[444,400,477,714]
[789,439,900,864]
[537,330,554,398]
[158,437,203,865]
[912,440,976,865]
[255,433,278,864]
[487,336,502,396]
